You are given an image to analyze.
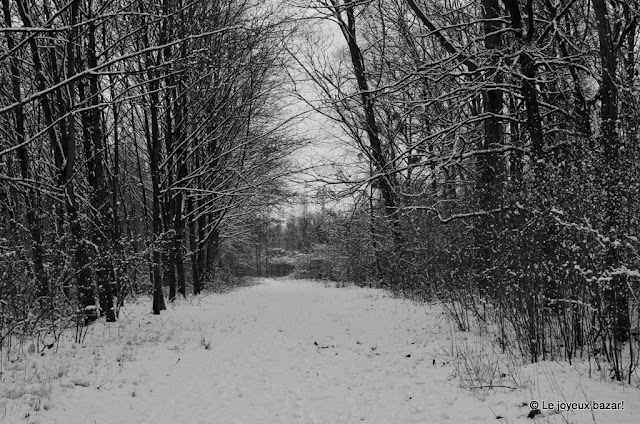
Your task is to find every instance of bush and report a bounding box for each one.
[291,244,341,280]
[266,250,296,277]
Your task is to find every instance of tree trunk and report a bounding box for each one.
[187,196,201,295]
[149,84,166,313]
[3,0,49,301]
[64,0,96,322]
[110,73,125,310]
[18,0,96,321]
[174,97,188,298]
[503,0,544,178]
[140,2,166,314]
[85,14,115,322]
[339,2,398,221]
[134,109,155,292]
[478,0,503,212]
[329,0,404,283]
[592,0,629,347]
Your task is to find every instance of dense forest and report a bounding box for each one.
[2,0,640,384]
[0,0,299,321]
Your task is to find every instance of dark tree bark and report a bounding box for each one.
[592,0,629,348]
[139,2,166,314]
[187,196,201,295]
[336,2,397,216]
[478,0,504,214]
[174,90,188,298]
[503,0,544,179]
[134,109,155,293]
[17,0,96,321]
[81,11,116,322]
[161,0,177,302]
[327,0,403,276]
[469,0,505,297]
[2,0,49,301]
[197,197,207,277]
[64,0,96,322]
[109,73,125,311]
[542,0,591,138]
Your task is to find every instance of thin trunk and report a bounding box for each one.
[110,74,124,309]
[174,97,187,297]
[188,196,201,295]
[160,0,177,302]
[544,0,591,138]
[174,13,188,297]
[64,0,96,321]
[85,13,115,322]
[329,1,403,286]
[149,85,166,314]
[135,108,154,290]
[335,1,398,222]
[3,0,49,300]
[20,0,95,321]
[593,0,628,349]
[504,0,544,179]
[140,2,166,314]
[162,81,176,300]
[197,201,207,275]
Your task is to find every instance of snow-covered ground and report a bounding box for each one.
[1,278,638,423]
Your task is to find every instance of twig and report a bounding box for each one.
[469,385,516,390]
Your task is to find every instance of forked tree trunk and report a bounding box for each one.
[329,0,404,280]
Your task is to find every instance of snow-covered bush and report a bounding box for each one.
[291,245,337,280]
[265,249,296,277]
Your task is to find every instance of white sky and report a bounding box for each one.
[277,8,361,218]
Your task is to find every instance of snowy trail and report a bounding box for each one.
[95,279,462,424]
[3,278,639,424]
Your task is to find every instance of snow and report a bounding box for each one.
[1,278,639,423]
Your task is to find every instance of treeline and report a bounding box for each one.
[0,0,297,344]
[287,0,640,382]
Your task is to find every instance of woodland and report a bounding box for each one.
[1,0,640,387]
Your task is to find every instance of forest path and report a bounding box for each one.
[124,278,475,424]
[23,278,489,424]
[9,278,637,424]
